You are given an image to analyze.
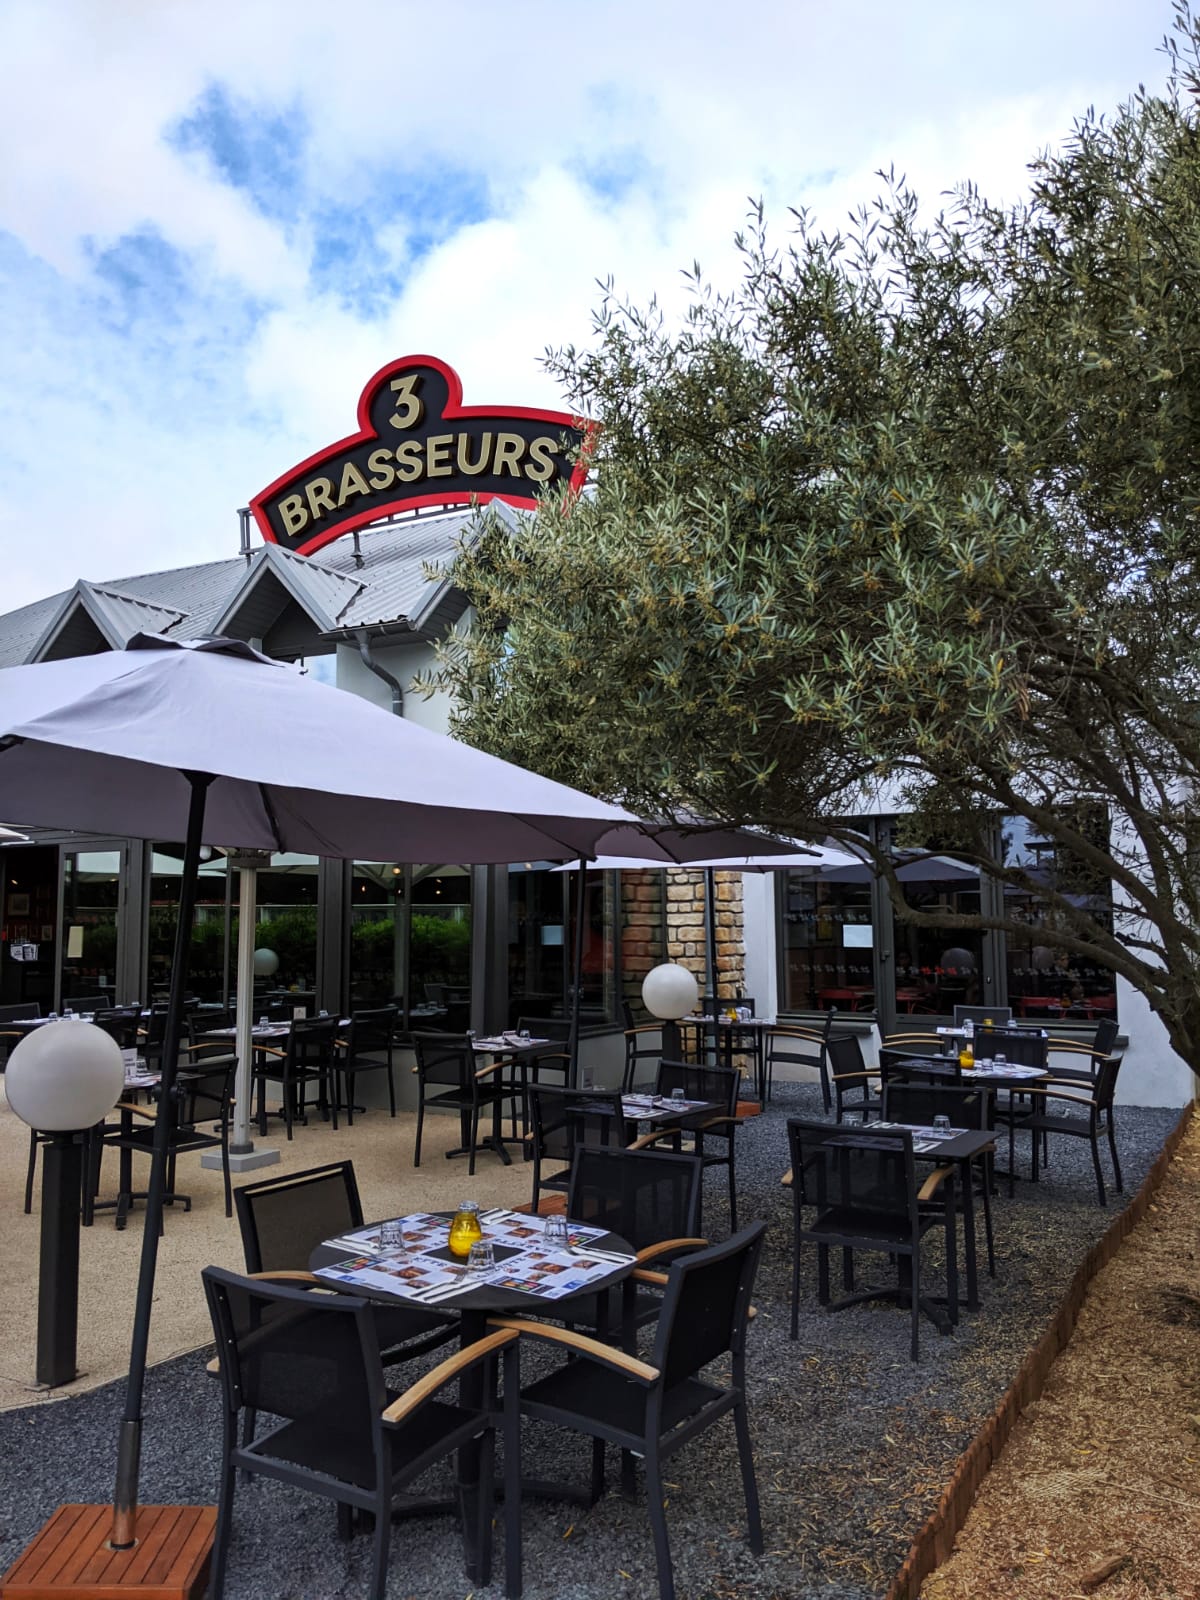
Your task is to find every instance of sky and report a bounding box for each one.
[0,0,1177,613]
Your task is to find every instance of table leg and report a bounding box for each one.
[959,1157,979,1312]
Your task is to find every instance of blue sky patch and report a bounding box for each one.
[170,82,306,224]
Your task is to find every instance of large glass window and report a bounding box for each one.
[348,861,471,1029]
[506,866,622,1027]
[1001,812,1118,1022]
[147,846,232,1004]
[887,840,984,1017]
[780,864,875,1012]
[60,849,122,1004]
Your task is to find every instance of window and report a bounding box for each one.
[349,861,471,1028]
[780,864,875,1012]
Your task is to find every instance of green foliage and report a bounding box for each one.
[434,7,1200,1069]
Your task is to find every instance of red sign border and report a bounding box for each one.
[249,353,594,557]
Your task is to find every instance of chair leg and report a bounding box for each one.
[1090,1130,1107,1207]
[414,1098,425,1167]
[817,1243,830,1305]
[502,1345,522,1600]
[790,1237,802,1341]
[977,1158,995,1278]
[468,1104,479,1177]
[210,1449,237,1600]
[386,1060,397,1119]
[1108,1115,1123,1193]
[727,1156,738,1231]
[589,1437,606,1505]
[643,1441,675,1600]
[733,1398,764,1554]
[221,1125,232,1219]
[345,1070,355,1129]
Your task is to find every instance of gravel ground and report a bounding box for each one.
[0,1085,1180,1600]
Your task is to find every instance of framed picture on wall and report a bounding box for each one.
[40,924,54,942]
[7,893,29,916]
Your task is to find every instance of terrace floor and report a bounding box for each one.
[0,1077,1185,1598]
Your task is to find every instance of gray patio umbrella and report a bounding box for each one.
[0,633,654,1554]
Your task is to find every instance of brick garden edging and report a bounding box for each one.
[885,1099,1195,1600]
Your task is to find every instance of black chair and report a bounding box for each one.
[563,1145,706,1339]
[514,1014,573,1088]
[622,1021,662,1093]
[62,991,114,1013]
[234,1160,458,1366]
[525,1085,633,1213]
[880,1079,996,1285]
[329,1006,399,1129]
[786,1118,958,1360]
[971,1025,1050,1193]
[137,1004,170,1073]
[828,1033,882,1123]
[201,1267,522,1600]
[1045,1016,1120,1085]
[96,1054,236,1226]
[953,1005,1013,1028]
[763,1013,836,1108]
[411,1031,509,1173]
[1012,1054,1124,1205]
[649,1059,742,1229]
[254,1015,339,1139]
[490,1223,766,1600]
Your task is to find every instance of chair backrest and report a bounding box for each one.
[787,1117,918,1232]
[178,1057,236,1126]
[973,1025,1048,1068]
[622,1025,661,1094]
[187,1010,232,1046]
[88,1012,140,1051]
[881,1079,987,1130]
[1091,1016,1120,1059]
[528,1085,628,1166]
[954,1004,1013,1027]
[288,1014,339,1067]
[235,1159,364,1274]
[654,1059,740,1116]
[0,1000,39,1021]
[347,1006,398,1057]
[412,1030,473,1087]
[826,1031,871,1084]
[1092,1051,1122,1111]
[651,1222,766,1391]
[879,1051,962,1088]
[202,1266,384,1458]
[567,1145,704,1249]
[63,992,112,1013]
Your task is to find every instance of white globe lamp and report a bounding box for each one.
[6,1019,124,1132]
[641,962,699,1062]
[252,946,279,977]
[6,1020,124,1388]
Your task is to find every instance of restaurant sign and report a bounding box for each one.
[249,354,590,556]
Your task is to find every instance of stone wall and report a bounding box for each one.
[620,868,746,1011]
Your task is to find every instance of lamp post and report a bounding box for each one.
[6,1020,124,1388]
[641,961,700,1064]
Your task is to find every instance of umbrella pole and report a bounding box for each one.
[111,771,212,1549]
[568,859,586,1087]
[706,867,719,1001]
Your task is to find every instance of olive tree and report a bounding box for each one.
[434,9,1200,1072]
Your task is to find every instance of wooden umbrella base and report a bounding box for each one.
[2,1505,215,1599]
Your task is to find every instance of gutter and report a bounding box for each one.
[355,627,404,716]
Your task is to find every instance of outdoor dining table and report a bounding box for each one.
[680,1012,774,1095]
[309,1206,638,1584]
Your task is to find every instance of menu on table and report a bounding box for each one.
[863,1120,968,1154]
[965,1061,1046,1078]
[315,1210,631,1303]
[622,1093,709,1119]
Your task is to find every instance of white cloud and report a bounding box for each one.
[0,0,1177,612]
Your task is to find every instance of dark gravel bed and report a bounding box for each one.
[1,1086,1180,1600]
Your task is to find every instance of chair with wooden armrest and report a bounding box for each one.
[622,1023,662,1094]
[252,1014,339,1140]
[786,1118,959,1361]
[763,1011,836,1107]
[828,1032,882,1123]
[488,1221,766,1600]
[1044,1016,1120,1085]
[524,1085,634,1213]
[1010,1053,1123,1205]
[327,1004,399,1130]
[652,1059,743,1229]
[202,1267,522,1600]
[411,1031,512,1173]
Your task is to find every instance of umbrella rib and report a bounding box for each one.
[256,783,285,852]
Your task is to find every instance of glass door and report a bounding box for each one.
[60,847,126,1009]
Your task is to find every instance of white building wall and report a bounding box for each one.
[335,639,453,733]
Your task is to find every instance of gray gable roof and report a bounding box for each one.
[0,506,503,665]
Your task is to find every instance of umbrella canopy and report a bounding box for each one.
[555,841,862,872]
[0,635,642,862]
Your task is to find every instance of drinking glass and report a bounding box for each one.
[519,1028,531,1042]
[994,1052,1006,1068]
[670,1086,686,1102]
[379,1218,404,1253]
[543,1214,569,1249]
[467,1239,496,1276]
[933,1114,951,1138]
[258,1014,268,1029]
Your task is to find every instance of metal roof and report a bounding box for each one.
[0,507,502,664]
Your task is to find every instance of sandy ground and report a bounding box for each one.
[921,1111,1200,1600]
[0,1079,541,1409]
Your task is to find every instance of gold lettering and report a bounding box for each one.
[388,372,424,430]
[426,434,454,477]
[492,432,526,477]
[393,440,424,483]
[457,431,492,475]
[337,461,371,507]
[278,494,308,536]
[367,447,395,490]
[305,477,336,521]
[524,435,560,483]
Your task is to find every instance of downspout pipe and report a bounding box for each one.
[356,627,404,716]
